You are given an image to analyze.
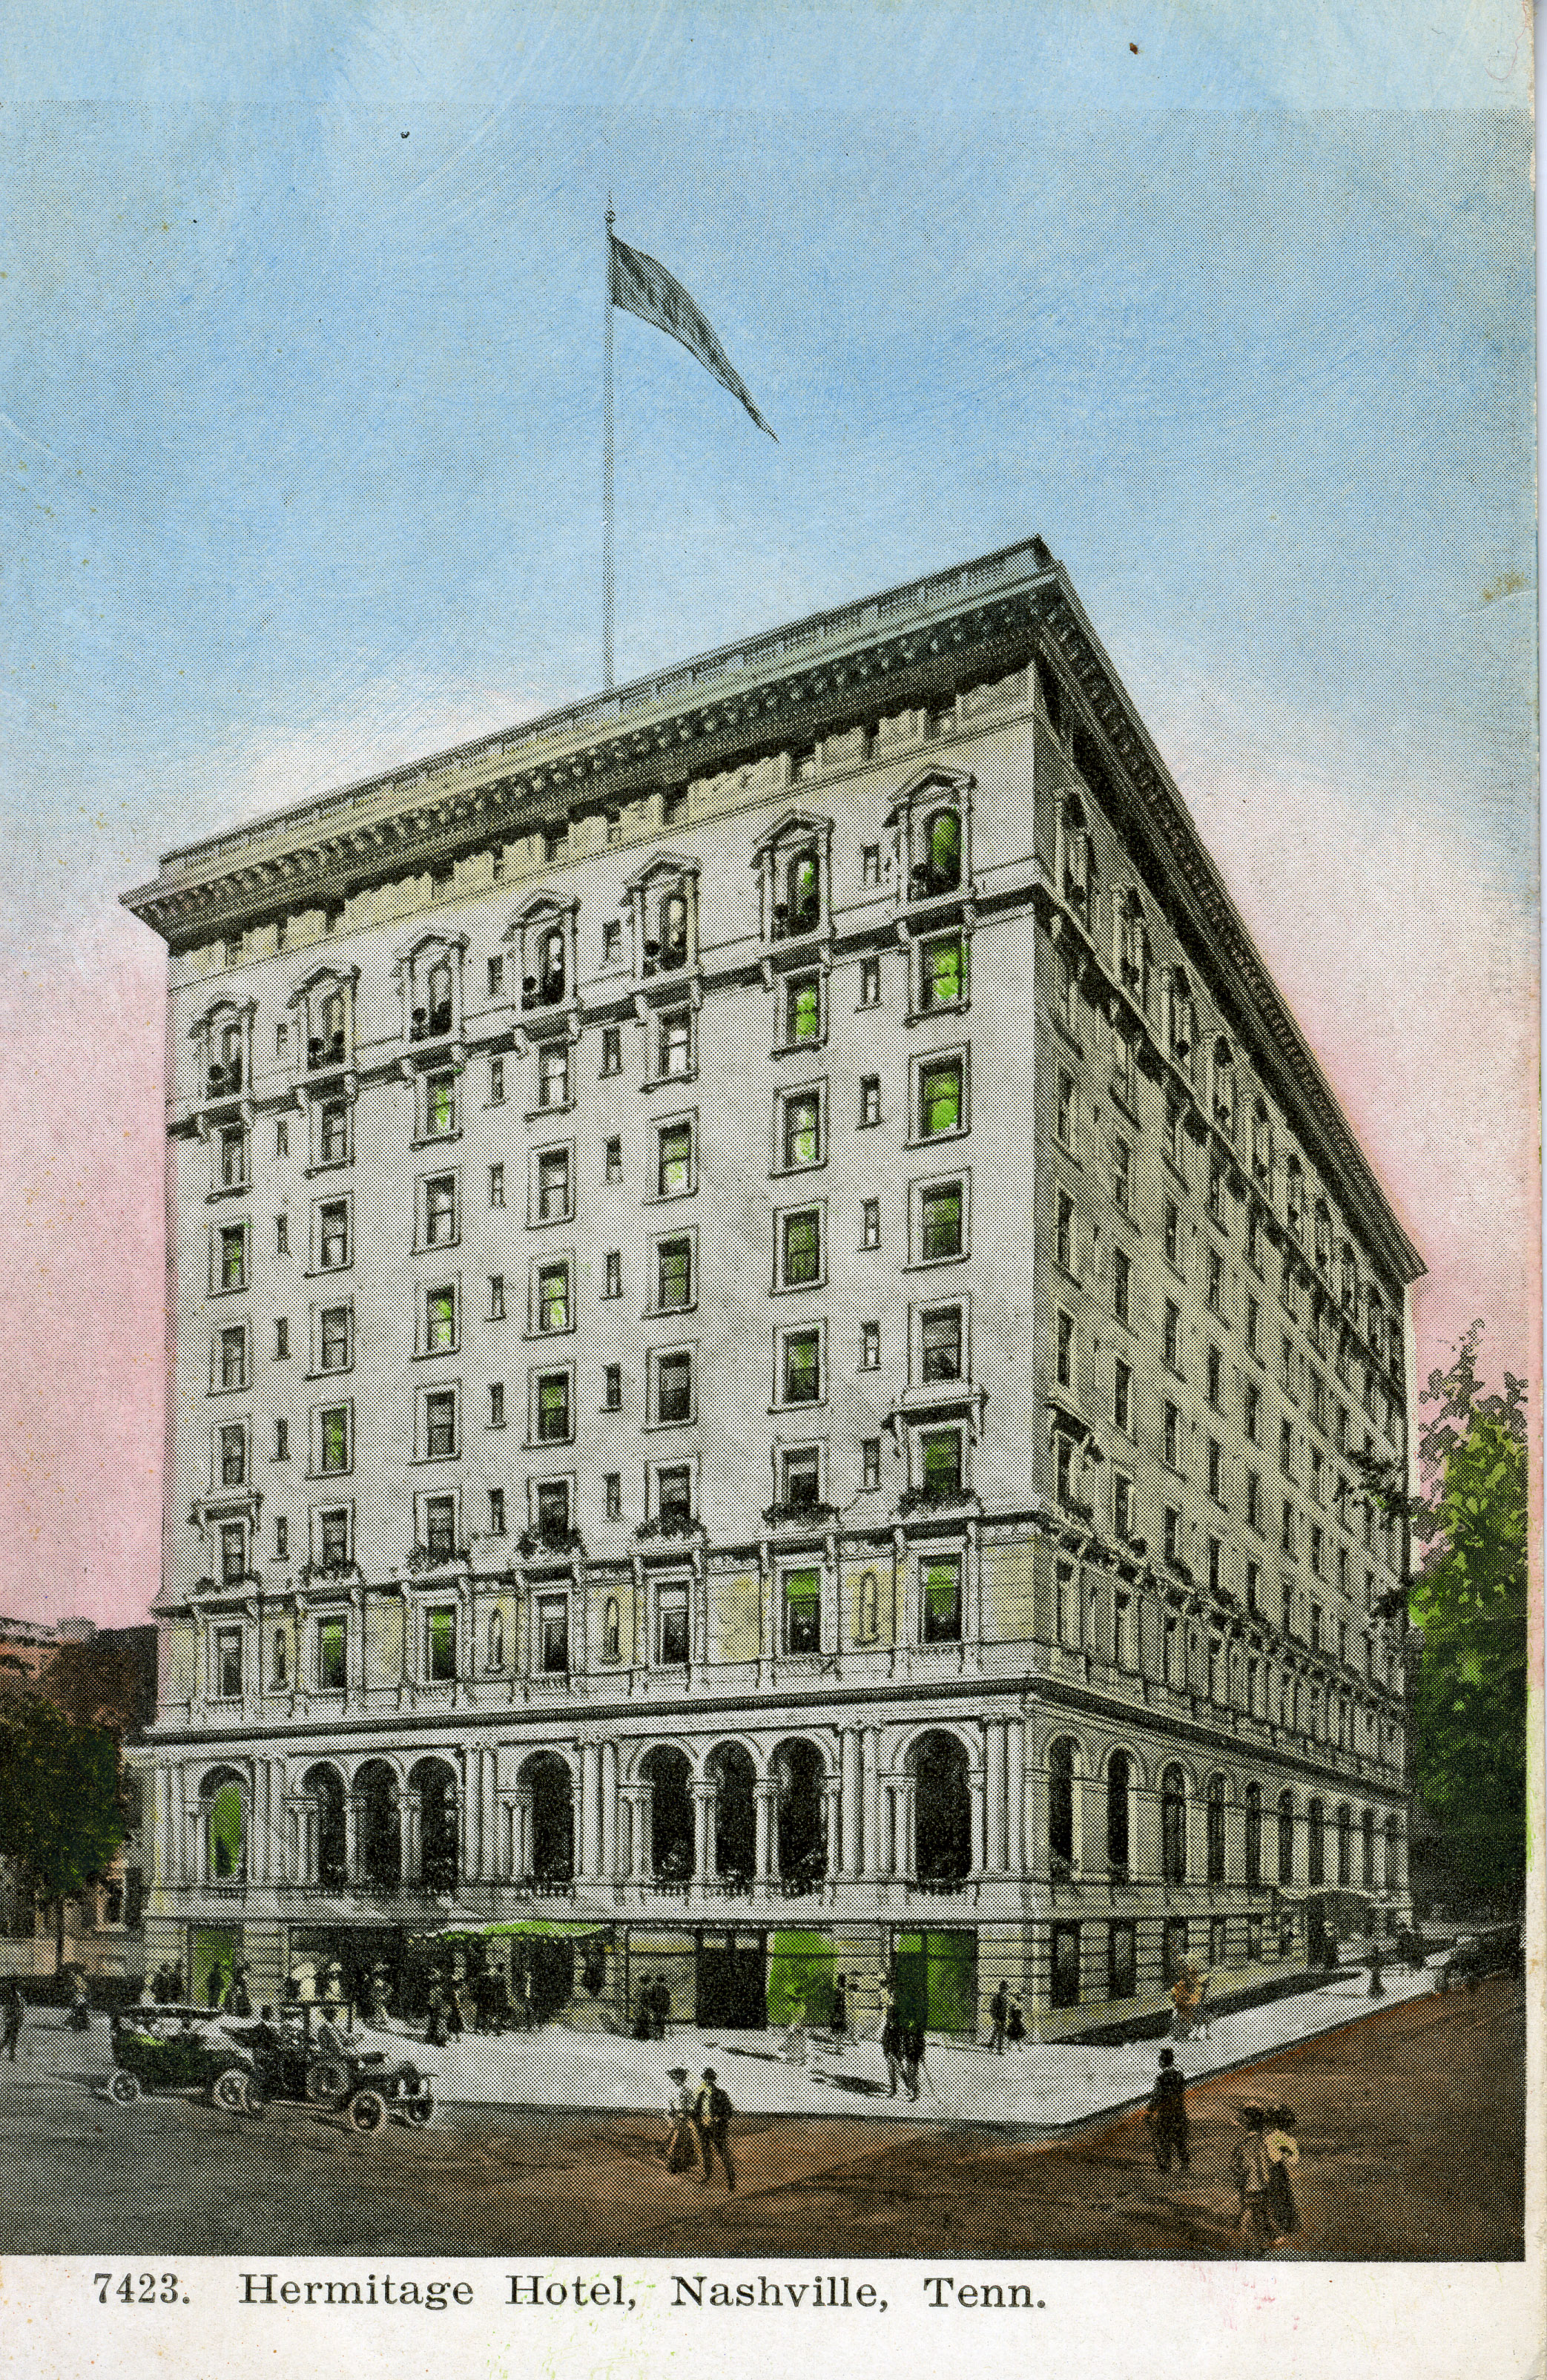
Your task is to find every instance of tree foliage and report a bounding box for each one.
[0,1695,128,1920]
[1358,1322,1529,1905]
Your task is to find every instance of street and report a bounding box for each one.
[0,1976,1523,2260]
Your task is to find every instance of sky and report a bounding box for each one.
[0,1,1536,1628]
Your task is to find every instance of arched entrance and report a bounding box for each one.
[772,1739,826,1889]
[641,1746,693,1879]
[521,1752,573,1882]
[411,1758,459,1892]
[707,1744,755,1882]
[354,1760,400,1889]
[202,1767,246,1882]
[303,1762,346,1889]
[911,1730,971,1883]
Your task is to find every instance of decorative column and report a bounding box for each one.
[968,1766,987,1877]
[624,1783,652,1882]
[753,1779,779,1885]
[1005,1718,1026,1874]
[984,1721,1006,1873]
[344,1791,361,1884]
[821,1776,843,1883]
[840,1728,861,1879]
[579,1740,602,1881]
[860,1728,880,1878]
[512,1792,532,1882]
[692,1780,716,1882]
[188,1797,208,1887]
[600,1743,619,1882]
[893,1776,917,1882]
[151,1767,170,1889]
[399,1788,422,1884]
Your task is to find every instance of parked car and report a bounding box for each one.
[1436,1926,1519,1992]
[225,2004,435,2132]
[106,2005,260,2112]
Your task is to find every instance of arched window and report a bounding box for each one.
[1361,1807,1376,1888]
[1212,1038,1236,1135]
[660,891,689,969]
[1277,1790,1295,1885]
[1167,968,1194,1067]
[1314,1200,1332,1273]
[1115,891,1149,1007]
[859,1570,879,1641]
[1337,1802,1352,1886]
[1384,1816,1399,1891]
[1285,1156,1304,1240]
[920,808,961,897]
[1106,1751,1131,1874]
[785,846,821,936]
[486,1609,504,1671]
[312,987,346,1071]
[1252,1098,1273,1185]
[539,928,566,1006]
[1244,1782,1263,1888]
[426,958,452,1037]
[1161,1764,1187,1883]
[603,1598,621,1663]
[1307,1796,1325,1886]
[1206,1776,1227,1885]
[1048,1739,1076,1868]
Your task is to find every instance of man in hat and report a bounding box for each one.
[1143,2047,1190,2175]
[663,2065,697,2172]
[693,2066,736,2191]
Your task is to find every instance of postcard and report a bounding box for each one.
[0,6,1539,2379]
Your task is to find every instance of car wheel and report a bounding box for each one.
[108,2069,140,2105]
[346,2088,387,2135]
[306,2057,350,2103]
[211,2067,248,2112]
[404,2088,435,2127]
[240,2076,268,2117]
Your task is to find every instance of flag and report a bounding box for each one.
[608,232,776,441]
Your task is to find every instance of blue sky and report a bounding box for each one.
[0,1,1535,1624]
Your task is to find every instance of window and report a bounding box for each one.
[536,1371,572,1443]
[604,1473,622,1522]
[274,1417,288,1461]
[1161,1766,1187,1883]
[1055,1068,1074,1147]
[1244,1381,1260,1442]
[1164,1199,1180,1268]
[601,921,623,966]
[543,823,567,863]
[219,1225,248,1292]
[1207,1439,1222,1501]
[1205,1344,1222,1408]
[1246,1293,1261,1357]
[425,1388,457,1460]
[1278,1793,1296,1885]
[1207,1157,1224,1224]
[654,1349,693,1423]
[320,1303,352,1372]
[1164,1300,1180,1371]
[1113,1471,1133,1540]
[862,843,881,888]
[538,1044,570,1109]
[921,1305,963,1382]
[605,808,621,845]
[1310,1523,1324,1576]
[537,1595,569,1675]
[1207,1776,1227,1882]
[1164,1507,1180,1568]
[862,1438,882,1491]
[782,1328,821,1405]
[486,955,506,1002]
[785,973,822,1045]
[426,1606,457,1683]
[917,805,962,897]
[920,1179,963,1262]
[219,1325,248,1390]
[860,1321,880,1371]
[659,1011,692,1078]
[1056,1308,1074,1388]
[1055,1188,1073,1272]
[423,1494,456,1564]
[782,1567,822,1654]
[274,1515,288,1561]
[1055,946,1075,1029]
[423,1176,457,1247]
[487,1162,504,1210]
[422,1285,455,1356]
[644,1234,688,1312]
[918,1055,964,1139]
[219,1126,247,1190]
[1281,1333,1294,1393]
[921,932,965,1009]
[489,1383,505,1428]
[779,1209,820,1290]
[604,1136,622,1183]
[862,1197,880,1249]
[535,1479,570,1536]
[859,1074,881,1128]
[1207,1247,1222,1315]
[220,1424,246,1488]
[1112,1136,1131,1213]
[656,1465,692,1525]
[601,1024,622,1076]
[1112,1246,1130,1324]
[316,1616,347,1692]
[1281,1498,1296,1557]
[276,1120,289,1158]
[537,1262,570,1334]
[920,1427,963,1501]
[426,1071,457,1137]
[921,1556,962,1644]
[489,1272,506,1321]
[312,1197,348,1270]
[658,1119,694,1196]
[1164,1402,1180,1470]
[1247,1471,1261,1532]
[780,1446,821,1511]
[1279,1417,1293,1476]
[785,845,822,936]
[1164,1094,1181,1171]
[780,1091,821,1171]
[536,1149,570,1221]
[656,1581,690,1666]
[274,1317,290,1361]
[1113,1358,1132,1433]
[859,954,881,1007]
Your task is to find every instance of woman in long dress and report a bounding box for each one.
[1264,2104,1302,2242]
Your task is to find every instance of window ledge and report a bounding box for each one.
[768,1277,825,1298]
[902,1253,969,1273]
[205,1183,250,1203]
[642,1189,696,1206]
[306,1368,356,1383]
[907,1127,970,1153]
[305,1266,356,1280]
[524,1328,576,1345]
[768,1401,828,1417]
[906,998,971,1028]
[411,1132,464,1154]
[642,1417,698,1434]
[641,1071,699,1093]
[409,1452,464,1466]
[525,1105,577,1124]
[412,1345,461,1362]
[304,1158,352,1180]
[526,1213,574,1230]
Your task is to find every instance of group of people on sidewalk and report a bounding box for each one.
[1142,2049,1302,2250]
[662,2064,737,2190]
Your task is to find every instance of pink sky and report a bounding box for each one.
[0,667,1537,1632]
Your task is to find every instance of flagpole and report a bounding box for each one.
[603,200,616,691]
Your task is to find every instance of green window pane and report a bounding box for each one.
[783,1211,819,1285]
[921,1061,961,1135]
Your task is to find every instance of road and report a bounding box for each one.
[0,1975,1523,2260]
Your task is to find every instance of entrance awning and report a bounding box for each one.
[433,1914,615,1942]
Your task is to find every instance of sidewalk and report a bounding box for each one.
[392,1959,1441,2133]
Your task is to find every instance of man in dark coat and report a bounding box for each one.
[986,1981,1009,2054]
[693,2066,736,2191]
[900,2016,926,2101]
[1144,2046,1191,2173]
[880,1997,906,2097]
[650,1975,671,2040]
[1,1977,24,2062]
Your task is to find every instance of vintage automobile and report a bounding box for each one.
[225,2005,436,2132]
[106,2005,260,2112]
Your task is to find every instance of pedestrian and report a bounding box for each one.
[633,1979,653,2041]
[1264,2104,1302,2243]
[68,1972,90,2033]
[227,1961,252,2019]
[1170,1959,1202,2040]
[1142,2047,1190,2175]
[780,1988,808,2066]
[693,2066,736,2191]
[650,1975,671,2040]
[880,1995,906,2097]
[1,1977,23,2062]
[1007,1994,1026,2048]
[423,1981,448,2047]
[1229,2106,1276,2251]
[1368,1944,1385,1998]
[901,2015,926,2101]
[205,1962,225,2011]
[986,1980,1009,2054]
[663,2064,698,2173]
[830,1973,848,2038]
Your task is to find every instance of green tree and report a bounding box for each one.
[1357,1322,1529,1908]
[0,1695,127,1972]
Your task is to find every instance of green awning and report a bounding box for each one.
[435,1916,614,1942]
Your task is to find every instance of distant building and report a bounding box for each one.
[122,536,1418,2031]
